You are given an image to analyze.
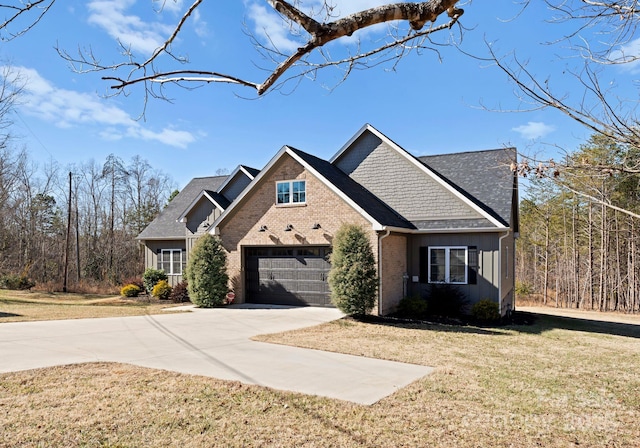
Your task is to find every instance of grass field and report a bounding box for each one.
[1,308,638,447]
[0,289,185,322]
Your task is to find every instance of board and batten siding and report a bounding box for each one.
[185,198,222,236]
[220,173,252,202]
[407,232,502,310]
[334,131,483,222]
[143,239,187,287]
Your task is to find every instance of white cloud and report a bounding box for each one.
[609,37,640,73]
[13,66,196,149]
[87,0,173,54]
[192,9,209,39]
[247,3,302,53]
[157,0,185,13]
[512,121,556,140]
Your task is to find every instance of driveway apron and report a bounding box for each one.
[0,306,432,405]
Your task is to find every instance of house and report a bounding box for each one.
[137,124,519,316]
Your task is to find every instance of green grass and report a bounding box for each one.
[1,311,638,447]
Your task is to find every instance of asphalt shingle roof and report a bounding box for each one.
[289,147,415,229]
[136,176,227,240]
[418,148,516,227]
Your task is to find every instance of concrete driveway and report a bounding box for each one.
[0,305,432,405]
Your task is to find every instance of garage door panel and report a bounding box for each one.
[245,246,332,307]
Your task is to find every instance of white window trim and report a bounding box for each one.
[276,180,306,205]
[160,249,184,275]
[428,246,468,285]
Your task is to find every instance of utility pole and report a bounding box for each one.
[63,171,72,293]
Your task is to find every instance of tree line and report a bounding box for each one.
[0,146,175,291]
[517,135,640,313]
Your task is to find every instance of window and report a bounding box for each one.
[158,249,185,275]
[276,180,306,205]
[421,246,470,284]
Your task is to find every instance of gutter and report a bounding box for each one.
[378,229,391,316]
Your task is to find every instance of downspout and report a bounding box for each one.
[378,229,391,316]
[498,229,511,315]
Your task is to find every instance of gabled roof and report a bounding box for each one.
[211,145,414,233]
[419,148,517,227]
[331,124,511,229]
[176,189,231,223]
[136,176,227,240]
[216,165,259,196]
[288,148,414,230]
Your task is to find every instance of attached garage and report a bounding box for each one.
[244,246,332,307]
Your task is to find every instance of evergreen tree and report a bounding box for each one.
[328,224,378,316]
[185,234,229,308]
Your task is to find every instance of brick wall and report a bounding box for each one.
[380,233,407,315]
[218,153,379,309]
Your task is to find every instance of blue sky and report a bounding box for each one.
[0,1,634,189]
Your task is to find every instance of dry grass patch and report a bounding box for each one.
[1,313,638,447]
[0,290,186,322]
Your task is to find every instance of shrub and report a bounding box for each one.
[185,234,229,308]
[121,276,144,291]
[328,224,378,316]
[0,274,36,290]
[396,295,428,319]
[169,281,190,303]
[152,280,172,300]
[143,268,168,293]
[471,299,501,323]
[120,284,142,298]
[425,283,468,318]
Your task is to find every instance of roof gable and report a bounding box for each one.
[136,176,227,240]
[331,124,508,229]
[211,146,413,233]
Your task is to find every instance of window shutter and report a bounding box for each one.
[156,248,162,270]
[468,246,478,285]
[419,247,428,283]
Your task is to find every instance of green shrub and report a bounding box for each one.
[169,281,190,303]
[471,299,501,323]
[425,283,468,318]
[328,224,378,316]
[185,235,229,308]
[152,280,172,300]
[120,284,142,298]
[396,295,428,319]
[0,274,36,290]
[143,268,168,293]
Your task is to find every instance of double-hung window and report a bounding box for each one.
[158,249,184,275]
[276,180,306,205]
[420,246,477,285]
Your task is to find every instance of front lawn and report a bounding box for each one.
[1,311,638,447]
[0,289,186,322]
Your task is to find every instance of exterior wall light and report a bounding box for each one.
[284,224,293,231]
[258,225,268,232]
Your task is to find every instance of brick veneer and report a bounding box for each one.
[218,154,380,312]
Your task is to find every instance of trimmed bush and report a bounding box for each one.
[328,224,378,316]
[143,268,168,293]
[152,280,172,300]
[471,299,501,323]
[396,295,428,319]
[169,281,190,303]
[0,274,36,290]
[121,284,142,298]
[122,276,144,291]
[425,283,468,318]
[185,234,229,308]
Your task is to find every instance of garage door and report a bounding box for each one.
[245,246,332,307]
